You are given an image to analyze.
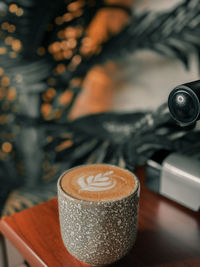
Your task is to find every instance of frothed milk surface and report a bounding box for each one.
[60,165,136,201]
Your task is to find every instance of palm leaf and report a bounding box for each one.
[45,103,199,170]
[74,0,200,76]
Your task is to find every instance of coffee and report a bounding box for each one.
[61,164,136,201]
[58,164,140,265]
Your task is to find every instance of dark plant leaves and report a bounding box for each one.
[82,0,200,71]
[46,106,200,171]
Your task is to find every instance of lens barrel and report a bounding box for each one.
[168,80,200,126]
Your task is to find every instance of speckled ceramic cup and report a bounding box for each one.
[57,164,140,266]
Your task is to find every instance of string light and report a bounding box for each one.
[67,38,77,49]
[56,64,66,74]
[63,49,73,59]
[9,4,24,16]
[64,27,79,38]
[60,40,68,50]
[11,39,22,51]
[82,37,92,46]
[5,36,13,45]
[16,8,24,17]
[2,142,13,153]
[9,4,18,13]
[0,47,7,55]
[72,54,82,65]
[68,1,85,12]
[1,76,10,87]
[42,88,56,102]
[7,87,16,102]
[8,24,16,33]
[1,22,9,30]
[63,13,73,22]
[48,42,60,53]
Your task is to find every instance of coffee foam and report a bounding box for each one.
[61,165,136,201]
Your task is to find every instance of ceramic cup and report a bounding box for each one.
[57,164,140,266]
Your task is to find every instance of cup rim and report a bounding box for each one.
[57,163,140,205]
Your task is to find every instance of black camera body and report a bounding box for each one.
[146,80,200,211]
[168,80,200,126]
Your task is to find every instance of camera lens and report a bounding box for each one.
[168,87,200,126]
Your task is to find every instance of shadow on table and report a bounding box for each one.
[111,229,199,267]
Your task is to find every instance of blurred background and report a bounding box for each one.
[0,0,199,216]
[70,0,199,116]
[109,0,199,112]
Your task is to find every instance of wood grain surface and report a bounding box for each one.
[0,167,200,267]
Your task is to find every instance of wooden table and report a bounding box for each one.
[0,167,200,267]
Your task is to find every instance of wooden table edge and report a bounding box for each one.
[0,219,47,267]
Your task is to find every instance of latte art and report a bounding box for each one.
[78,171,119,192]
[61,164,136,201]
